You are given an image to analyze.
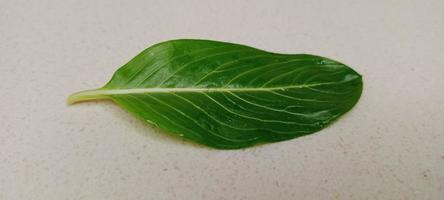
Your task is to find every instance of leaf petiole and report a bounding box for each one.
[67,89,110,104]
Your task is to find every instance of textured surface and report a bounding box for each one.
[69,39,363,149]
[1,0,443,199]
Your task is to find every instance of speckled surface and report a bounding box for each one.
[1,0,443,199]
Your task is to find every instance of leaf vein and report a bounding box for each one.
[202,93,310,125]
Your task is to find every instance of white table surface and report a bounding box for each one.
[1,0,443,199]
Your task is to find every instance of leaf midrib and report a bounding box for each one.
[105,81,342,94]
[67,81,351,104]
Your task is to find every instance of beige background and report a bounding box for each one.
[1,0,443,199]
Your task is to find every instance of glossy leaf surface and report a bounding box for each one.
[68,39,363,149]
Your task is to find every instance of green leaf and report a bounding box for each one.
[68,39,363,149]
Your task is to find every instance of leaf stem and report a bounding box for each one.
[67,89,111,105]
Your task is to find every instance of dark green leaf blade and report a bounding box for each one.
[68,39,363,149]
